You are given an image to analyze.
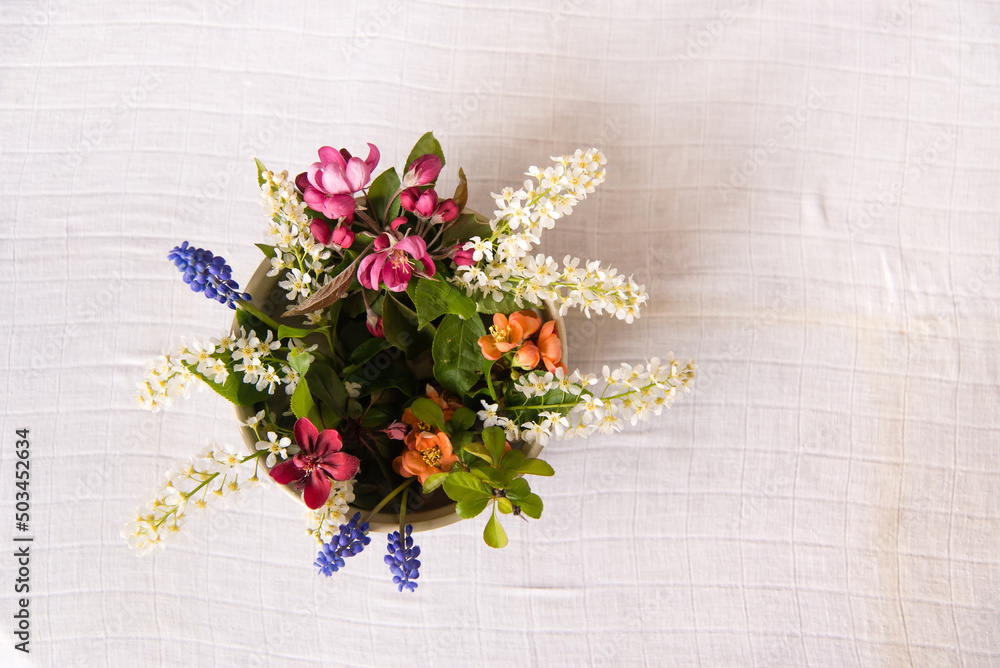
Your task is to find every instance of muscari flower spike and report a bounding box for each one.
[315,512,371,576]
[385,525,421,592]
[168,241,250,309]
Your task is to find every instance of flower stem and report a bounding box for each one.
[399,488,409,536]
[364,478,413,522]
[237,300,281,330]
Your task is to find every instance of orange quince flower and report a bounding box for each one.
[393,430,459,484]
[513,341,541,370]
[477,310,542,360]
[536,320,565,373]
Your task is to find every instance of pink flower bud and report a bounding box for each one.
[414,189,438,218]
[400,187,421,213]
[403,154,442,187]
[330,223,355,249]
[310,219,332,245]
[431,198,459,224]
[451,245,475,267]
[366,315,384,338]
[385,421,409,440]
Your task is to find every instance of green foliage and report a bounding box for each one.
[367,167,401,225]
[277,324,319,340]
[432,314,486,396]
[409,397,445,430]
[255,243,277,259]
[183,359,270,407]
[482,426,507,464]
[285,350,312,377]
[254,158,268,186]
[441,211,491,246]
[305,360,347,421]
[405,132,445,172]
[442,471,491,502]
[449,407,476,432]
[290,378,316,419]
[421,472,449,494]
[408,276,478,328]
[483,509,508,549]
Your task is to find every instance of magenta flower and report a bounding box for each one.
[311,219,355,248]
[450,244,475,267]
[430,198,459,225]
[357,233,436,292]
[400,187,437,217]
[402,154,442,188]
[384,421,410,440]
[366,315,384,338]
[296,144,380,219]
[268,418,360,510]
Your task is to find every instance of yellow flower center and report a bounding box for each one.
[489,325,509,343]
[421,446,442,467]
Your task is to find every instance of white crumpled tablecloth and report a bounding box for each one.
[1,0,998,666]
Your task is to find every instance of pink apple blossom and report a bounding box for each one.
[402,154,442,188]
[296,144,380,219]
[357,232,436,292]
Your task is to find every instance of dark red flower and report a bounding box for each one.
[269,418,360,509]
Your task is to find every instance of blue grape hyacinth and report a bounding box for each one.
[315,513,371,577]
[385,525,420,592]
[168,241,250,309]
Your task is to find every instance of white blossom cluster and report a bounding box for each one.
[121,442,261,555]
[135,330,317,411]
[133,335,220,412]
[259,169,334,324]
[480,357,696,445]
[454,149,648,321]
[303,479,357,545]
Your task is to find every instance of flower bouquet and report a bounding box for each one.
[125,133,695,591]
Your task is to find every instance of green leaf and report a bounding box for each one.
[496,497,513,514]
[277,324,318,340]
[453,167,468,212]
[255,243,277,259]
[367,167,401,225]
[183,360,270,407]
[254,158,268,186]
[442,471,492,503]
[409,397,445,430]
[517,493,543,519]
[504,477,531,502]
[346,337,393,367]
[285,350,312,377]
[421,472,449,494]
[470,460,509,488]
[512,458,555,477]
[235,306,271,336]
[449,406,476,432]
[290,378,315,419]
[498,448,526,473]
[482,426,507,465]
[305,360,347,413]
[409,276,478,328]
[441,211,491,247]
[483,508,508,549]
[482,357,498,401]
[455,497,490,519]
[382,294,433,355]
[432,314,487,396]
[463,442,494,465]
[405,131,445,173]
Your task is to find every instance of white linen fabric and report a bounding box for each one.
[1,0,997,666]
